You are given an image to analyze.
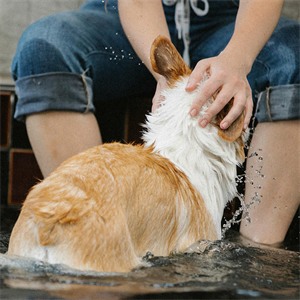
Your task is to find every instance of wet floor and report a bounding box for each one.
[0,230,299,300]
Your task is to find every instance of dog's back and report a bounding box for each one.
[8,143,216,272]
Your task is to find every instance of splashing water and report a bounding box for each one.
[221,144,266,239]
[1,230,298,300]
[221,192,261,239]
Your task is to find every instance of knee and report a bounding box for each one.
[12,13,76,79]
[13,38,69,78]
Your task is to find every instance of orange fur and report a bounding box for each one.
[8,143,217,272]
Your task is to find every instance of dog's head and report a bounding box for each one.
[150,36,246,161]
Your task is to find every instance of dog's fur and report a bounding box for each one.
[7,36,247,273]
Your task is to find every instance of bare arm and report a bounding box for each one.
[187,0,284,130]
[118,0,171,111]
[118,0,170,81]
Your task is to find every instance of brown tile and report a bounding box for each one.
[0,92,11,148]
[8,149,43,205]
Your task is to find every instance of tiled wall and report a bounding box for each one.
[0,90,42,208]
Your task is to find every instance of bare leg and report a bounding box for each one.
[240,120,300,245]
[26,111,102,178]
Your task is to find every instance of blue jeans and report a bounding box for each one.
[12,0,300,123]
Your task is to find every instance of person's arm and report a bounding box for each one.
[186,0,284,130]
[118,0,171,111]
[118,0,170,81]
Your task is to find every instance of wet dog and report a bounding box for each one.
[8,36,247,272]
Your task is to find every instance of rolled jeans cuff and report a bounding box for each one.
[14,72,95,122]
[254,84,300,123]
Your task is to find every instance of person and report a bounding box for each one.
[11,0,299,245]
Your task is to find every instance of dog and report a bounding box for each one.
[7,36,247,273]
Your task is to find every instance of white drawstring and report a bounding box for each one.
[163,0,209,67]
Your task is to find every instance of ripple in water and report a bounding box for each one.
[0,230,299,299]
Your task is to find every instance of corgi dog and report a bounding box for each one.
[7,36,247,273]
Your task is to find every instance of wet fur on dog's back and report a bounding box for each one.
[8,144,216,272]
[8,37,246,272]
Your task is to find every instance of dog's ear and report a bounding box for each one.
[214,98,245,142]
[150,36,191,87]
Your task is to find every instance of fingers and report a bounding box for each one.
[190,75,223,118]
[151,92,164,113]
[219,95,246,129]
[218,82,252,130]
[188,60,227,118]
[186,59,210,92]
[151,76,168,113]
[201,87,252,130]
[202,84,235,125]
[243,94,254,131]
[189,71,252,130]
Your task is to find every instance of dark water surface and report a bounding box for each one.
[0,230,299,300]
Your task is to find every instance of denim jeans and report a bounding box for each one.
[12,0,300,123]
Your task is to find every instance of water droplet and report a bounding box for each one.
[143,251,154,260]
[248,151,258,158]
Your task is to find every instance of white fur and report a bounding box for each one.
[142,75,246,238]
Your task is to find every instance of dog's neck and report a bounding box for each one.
[142,76,242,238]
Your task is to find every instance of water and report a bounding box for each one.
[1,139,299,299]
[0,230,299,300]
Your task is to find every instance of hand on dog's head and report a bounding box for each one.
[150,36,245,143]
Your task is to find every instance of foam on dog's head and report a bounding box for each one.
[150,36,245,144]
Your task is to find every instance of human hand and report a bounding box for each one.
[151,76,169,113]
[186,51,253,131]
